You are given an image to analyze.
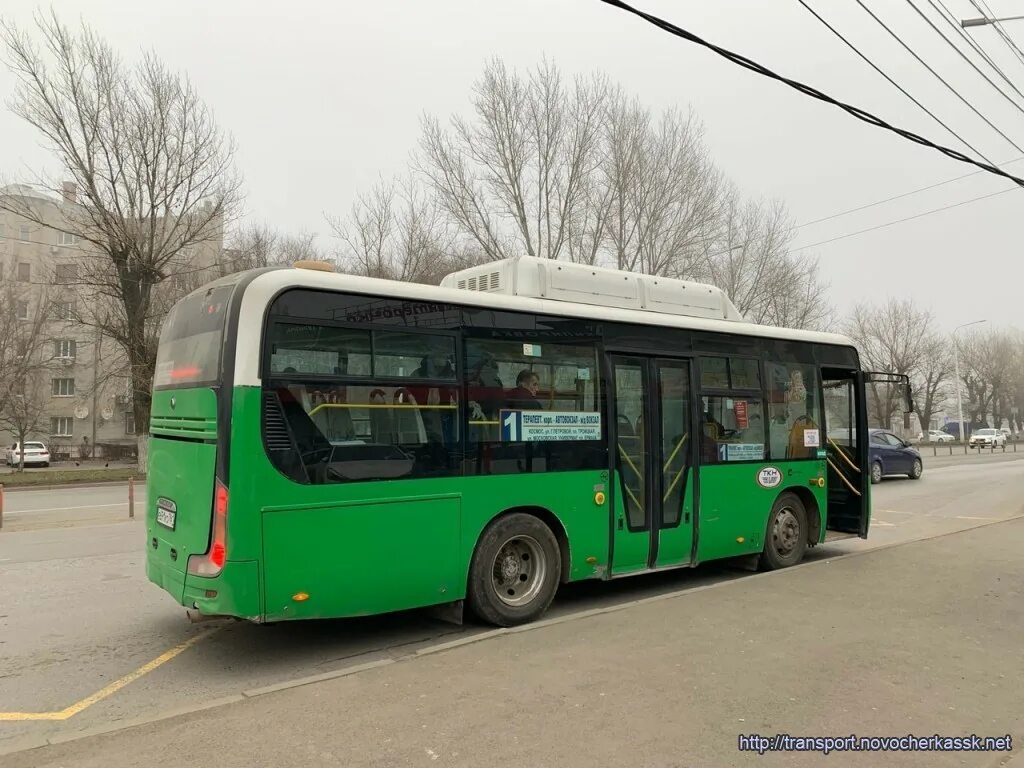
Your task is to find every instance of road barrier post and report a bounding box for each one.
[129,476,135,520]
[0,483,4,530]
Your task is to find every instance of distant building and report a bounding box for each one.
[0,183,223,457]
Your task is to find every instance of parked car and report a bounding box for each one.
[969,428,1006,448]
[5,441,51,467]
[868,429,923,484]
[917,429,954,443]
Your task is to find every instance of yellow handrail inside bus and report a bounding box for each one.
[826,457,861,497]
[308,403,458,417]
[662,433,688,472]
[828,437,860,473]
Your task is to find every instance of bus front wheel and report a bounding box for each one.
[468,513,561,627]
[760,492,807,571]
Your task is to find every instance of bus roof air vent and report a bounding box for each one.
[293,260,335,273]
[440,256,743,322]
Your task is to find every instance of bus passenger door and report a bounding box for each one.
[609,355,696,575]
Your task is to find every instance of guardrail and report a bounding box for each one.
[914,440,1017,456]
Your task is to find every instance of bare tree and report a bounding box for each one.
[700,189,828,328]
[0,11,241,467]
[419,59,609,262]
[846,300,933,429]
[224,224,324,273]
[602,96,722,277]
[913,332,954,436]
[0,280,53,470]
[329,175,477,285]
[959,328,1019,429]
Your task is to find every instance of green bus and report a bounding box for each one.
[146,256,896,626]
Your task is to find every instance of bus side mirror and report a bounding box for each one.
[904,378,915,414]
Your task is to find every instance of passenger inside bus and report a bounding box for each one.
[506,369,544,411]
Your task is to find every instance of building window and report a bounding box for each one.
[19,224,30,241]
[766,362,823,460]
[125,412,136,435]
[51,377,75,397]
[54,339,77,359]
[52,301,74,321]
[58,231,79,246]
[55,264,77,284]
[51,416,73,437]
[17,262,30,282]
[16,300,29,320]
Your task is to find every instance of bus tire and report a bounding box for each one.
[467,513,561,627]
[759,492,807,571]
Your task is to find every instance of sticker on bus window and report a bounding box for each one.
[803,428,821,447]
[577,367,591,381]
[718,443,764,462]
[735,400,749,429]
[522,343,542,357]
[500,410,601,442]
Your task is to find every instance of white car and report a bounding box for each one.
[5,441,51,467]
[968,428,1006,448]
[918,430,954,443]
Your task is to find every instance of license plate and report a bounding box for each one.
[156,498,177,530]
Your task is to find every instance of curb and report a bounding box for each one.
[2,513,1023,759]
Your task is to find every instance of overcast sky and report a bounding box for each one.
[1,0,1021,331]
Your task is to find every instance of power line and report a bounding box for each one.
[903,0,1024,117]
[929,0,1024,103]
[796,153,1024,227]
[791,184,1019,251]
[796,0,990,159]
[974,0,1024,68]
[852,0,1024,154]
[597,0,1024,187]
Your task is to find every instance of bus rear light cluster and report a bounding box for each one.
[187,479,228,577]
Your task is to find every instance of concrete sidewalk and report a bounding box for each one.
[7,520,1024,768]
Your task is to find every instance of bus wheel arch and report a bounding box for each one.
[466,507,566,627]
[784,486,821,548]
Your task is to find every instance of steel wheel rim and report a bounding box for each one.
[490,534,546,607]
[872,463,882,483]
[771,507,801,557]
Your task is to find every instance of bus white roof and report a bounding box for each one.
[233,262,855,386]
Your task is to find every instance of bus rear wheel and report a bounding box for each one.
[759,492,807,571]
[468,513,561,627]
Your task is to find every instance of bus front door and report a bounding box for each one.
[609,355,696,575]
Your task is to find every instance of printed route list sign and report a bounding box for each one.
[500,410,602,442]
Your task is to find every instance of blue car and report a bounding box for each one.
[869,428,923,484]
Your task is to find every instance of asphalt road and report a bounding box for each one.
[0,452,1022,757]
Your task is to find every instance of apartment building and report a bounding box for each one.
[0,183,223,457]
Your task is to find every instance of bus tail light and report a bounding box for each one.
[187,479,228,577]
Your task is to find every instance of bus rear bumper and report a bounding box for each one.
[182,559,262,621]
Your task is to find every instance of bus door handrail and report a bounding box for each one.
[827,437,860,473]
[826,457,861,497]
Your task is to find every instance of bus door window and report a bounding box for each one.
[613,360,646,530]
[766,362,823,460]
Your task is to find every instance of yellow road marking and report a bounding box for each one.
[0,627,219,722]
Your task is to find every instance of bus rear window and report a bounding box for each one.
[154,285,233,389]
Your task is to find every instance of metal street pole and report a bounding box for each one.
[962,14,1024,27]
[952,320,986,442]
